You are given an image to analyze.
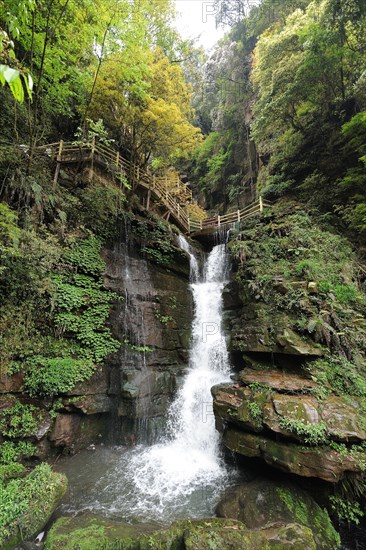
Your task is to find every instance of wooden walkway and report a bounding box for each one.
[37,140,272,234]
[189,197,273,233]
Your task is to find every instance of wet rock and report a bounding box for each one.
[0,372,23,393]
[321,396,366,442]
[223,429,362,482]
[216,478,340,549]
[239,369,317,392]
[66,366,108,396]
[49,414,81,448]
[222,281,243,310]
[35,412,52,440]
[276,329,323,356]
[104,240,193,443]
[211,384,263,432]
[62,394,111,415]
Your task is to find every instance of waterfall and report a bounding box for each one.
[177,234,200,281]
[126,237,232,518]
[56,236,235,522]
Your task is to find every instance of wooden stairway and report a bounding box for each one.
[37,140,271,234]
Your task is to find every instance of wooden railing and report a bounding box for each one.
[37,140,272,234]
[189,197,273,233]
[38,139,194,233]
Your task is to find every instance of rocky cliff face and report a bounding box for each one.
[103,216,193,444]
[0,211,194,455]
[213,200,366,492]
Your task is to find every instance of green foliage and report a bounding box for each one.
[247,401,263,427]
[154,311,174,325]
[0,401,40,438]
[279,417,328,445]
[0,441,35,465]
[0,463,66,544]
[329,495,364,525]
[23,356,95,397]
[333,284,358,304]
[48,237,121,365]
[63,237,105,276]
[307,355,366,398]
[123,339,153,353]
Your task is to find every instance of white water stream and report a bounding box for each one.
[56,238,234,522]
[127,239,231,516]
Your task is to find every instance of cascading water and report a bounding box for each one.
[56,237,235,522]
[123,238,232,519]
[177,234,200,281]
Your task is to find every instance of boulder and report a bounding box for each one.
[66,366,108,396]
[1,464,67,550]
[62,395,111,415]
[321,396,366,442]
[0,372,23,393]
[216,478,340,549]
[49,414,81,448]
[213,384,366,444]
[45,516,323,550]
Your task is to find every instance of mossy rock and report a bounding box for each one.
[46,516,320,550]
[216,478,340,550]
[1,464,68,550]
[265,523,316,549]
[45,515,158,550]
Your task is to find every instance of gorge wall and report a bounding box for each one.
[212,199,366,521]
[0,210,194,456]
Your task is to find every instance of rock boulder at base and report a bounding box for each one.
[216,478,340,549]
[1,464,67,550]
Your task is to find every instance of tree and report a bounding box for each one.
[89,47,201,165]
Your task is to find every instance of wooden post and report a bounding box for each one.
[177,203,180,218]
[218,215,221,228]
[89,136,96,182]
[116,151,119,167]
[53,140,63,187]
[259,195,263,213]
[237,210,240,222]
[146,189,151,211]
[200,220,203,230]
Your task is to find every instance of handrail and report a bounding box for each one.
[38,140,193,233]
[36,140,273,234]
[190,197,272,233]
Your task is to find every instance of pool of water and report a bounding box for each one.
[54,445,237,525]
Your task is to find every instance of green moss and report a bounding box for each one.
[0,463,67,549]
[277,488,309,525]
[45,515,155,550]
